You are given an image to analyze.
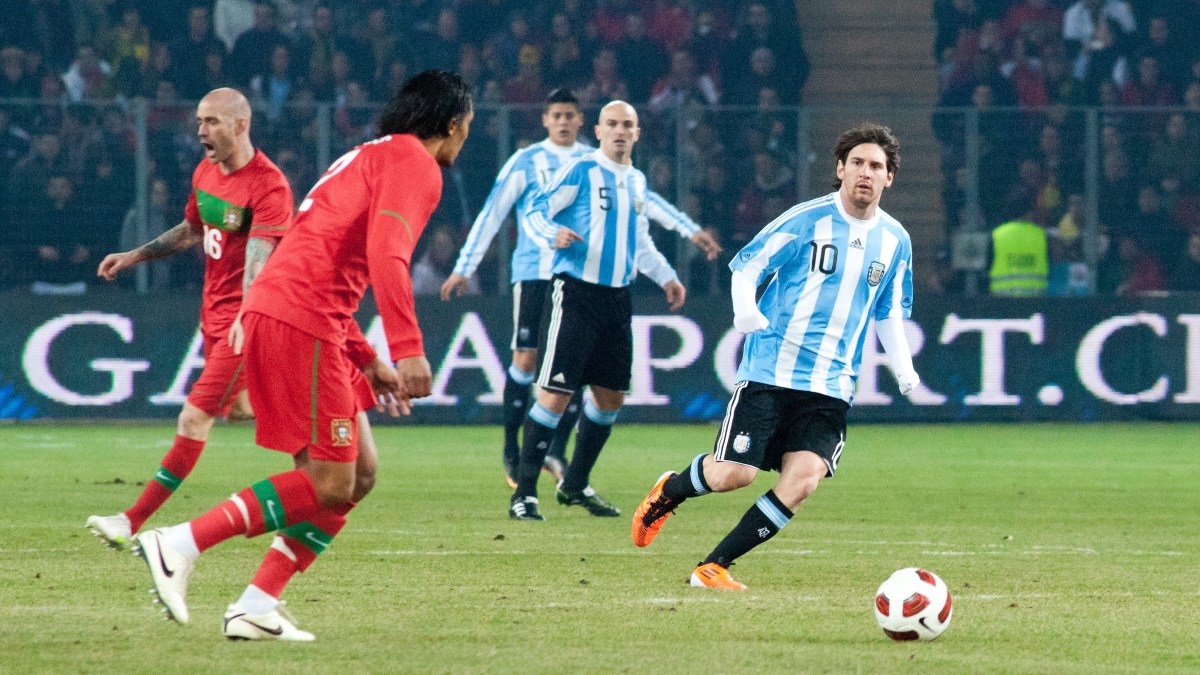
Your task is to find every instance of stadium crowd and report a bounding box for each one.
[933,0,1200,295]
[0,0,808,293]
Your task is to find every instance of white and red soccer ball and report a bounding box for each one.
[874,567,953,641]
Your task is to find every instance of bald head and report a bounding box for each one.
[200,87,252,124]
[196,87,255,171]
[595,100,639,164]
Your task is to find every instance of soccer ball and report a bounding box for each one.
[873,568,953,641]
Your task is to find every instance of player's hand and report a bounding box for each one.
[97,251,140,281]
[362,357,408,416]
[690,229,723,261]
[227,314,245,354]
[733,308,769,334]
[663,280,686,311]
[552,227,583,249]
[395,355,433,399]
[439,273,470,301]
[896,370,920,396]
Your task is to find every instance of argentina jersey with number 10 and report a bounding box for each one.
[525,150,652,288]
[729,192,914,403]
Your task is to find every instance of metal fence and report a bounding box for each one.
[3,97,1196,296]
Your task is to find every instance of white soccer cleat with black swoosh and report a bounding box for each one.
[133,528,194,625]
[223,602,315,641]
[85,513,133,550]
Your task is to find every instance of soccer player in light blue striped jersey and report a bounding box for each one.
[506,100,688,521]
[440,89,721,491]
[632,123,921,589]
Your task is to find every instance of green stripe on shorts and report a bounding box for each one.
[310,339,321,445]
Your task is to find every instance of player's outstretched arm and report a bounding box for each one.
[97,220,201,281]
[690,228,723,261]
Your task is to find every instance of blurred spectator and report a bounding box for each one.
[62,44,114,102]
[107,5,150,83]
[733,150,794,244]
[0,107,32,174]
[31,174,96,291]
[646,0,692,53]
[691,160,736,241]
[250,44,296,122]
[9,132,66,210]
[171,5,227,100]
[215,0,256,52]
[1119,55,1176,106]
[1097,232,1165,295]
[1169,231,1200,292]
[419,7,462,73]
[688,8,728,79]
[458,0,510,47]
[725,1,808,103]
[199,46,237,95]
[362,6,413,87]
[18,0,77,71]
[0,46,38,99]
[487,11,536,79]
[649,49,718,114]
[1047,193,1092,295]
[1062,0,1136,100]
[80,152,133,226]
[333,80,373,149]
[313,50,354,103]
[615,12,669,103]
[578,47,629,108]
[726,46,794,106]
[374,60,410,103]
[118,42,179,99]
[1098,148,1135,222]
[1145,113,1200,197]
[118,177,174,289]
[412,225,479,296]
[1139,16,1189,90]
[228,2,291,87]
[1000,0,1062,48]
[934,0,980,63]
[988,214,1048,296]
[504,46,547,105]
[546,13,591,89]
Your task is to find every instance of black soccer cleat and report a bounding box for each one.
[509,496,545,521]
[556,485,620,517]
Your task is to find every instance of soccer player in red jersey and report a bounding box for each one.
[86,88,295,548]
[131,71,474,641]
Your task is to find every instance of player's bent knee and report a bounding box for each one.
[352,466,376,502]
[176,403,214,439]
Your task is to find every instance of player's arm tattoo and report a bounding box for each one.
[243,237,276,292]
[136,221,201,261]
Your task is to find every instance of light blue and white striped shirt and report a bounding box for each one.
[729,192,914,403]
[526,150,678,288]
[453,140,698,284]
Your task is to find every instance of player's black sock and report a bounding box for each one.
[703,490,793,568]
[502,365,534,462]
[662,453,712,501]
[548,391,582,462]
[515,403,560,499]
[560,402,618,493]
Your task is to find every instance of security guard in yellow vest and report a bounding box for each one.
[989,219,1048,296]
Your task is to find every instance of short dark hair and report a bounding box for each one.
[831,123,900,189]
[378,70,472,140]
[545,88,580,109]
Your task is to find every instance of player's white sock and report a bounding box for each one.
[163,523,201,561]
[236,584,278,616]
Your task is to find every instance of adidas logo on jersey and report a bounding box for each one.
[850,238,864,250]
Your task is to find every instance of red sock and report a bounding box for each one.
[251,502,354,599]
[190,469,319,553]
[125,435,206,532]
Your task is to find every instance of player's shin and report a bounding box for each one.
[125,435,206,532]
[559,401,616,493]
[188,469,321,552]
[514,404,561,498]
[549,391,582,463]
[703,490,793,568]
[503,365,535,458]
[243,503,351,611]
[662,453,714,502]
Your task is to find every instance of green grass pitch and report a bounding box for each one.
[1,422,1197,674]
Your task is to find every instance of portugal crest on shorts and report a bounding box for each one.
[732,433,752,454]
[867,261,886,286]
[331,418,352,446]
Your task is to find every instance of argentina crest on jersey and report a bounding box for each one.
[867,261,886,286]
[732,432,752,454]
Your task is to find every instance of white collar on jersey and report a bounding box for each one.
[541,139,588,158]
[832,190,881,229]
[592,148,633,176]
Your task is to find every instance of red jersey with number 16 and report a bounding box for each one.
[242,134,442,362]
[184,149,294,335]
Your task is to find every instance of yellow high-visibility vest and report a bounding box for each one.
[989,220,1048,296]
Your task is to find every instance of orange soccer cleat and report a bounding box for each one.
[632,471,679,547]
[689,563,747,590]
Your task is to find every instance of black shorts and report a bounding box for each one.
[511,279,550,351]
[713,381,849,476]
[537,274,632,394]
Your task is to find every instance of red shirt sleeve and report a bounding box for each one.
[344,319,378,368]
[365,142,442,362]
[250,174,294,240]
[184,186,202,232]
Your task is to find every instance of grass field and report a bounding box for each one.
[0,422,1197,674]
